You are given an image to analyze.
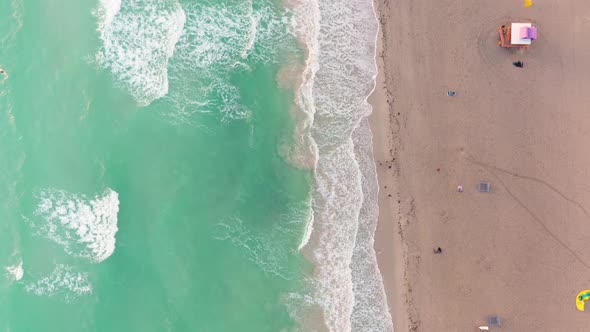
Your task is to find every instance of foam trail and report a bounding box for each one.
[164,0,292,123]
[95,0,186,106]
[291,0,393,329]
[280,0,320,170]
[0,0,24,45]
[283,0,321,253]
[25,264,92,302]
[30,188,120,263]
[240,0,258,59]
[215,202,310,280]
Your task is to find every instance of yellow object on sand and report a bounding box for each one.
[576,290,590,311]
[524,0,533,7]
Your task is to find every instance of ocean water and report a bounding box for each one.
[0,0,390,331]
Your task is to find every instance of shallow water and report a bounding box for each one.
[0,0,390,330]
[0,0,311,331]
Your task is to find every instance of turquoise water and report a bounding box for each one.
[0,0,313,331]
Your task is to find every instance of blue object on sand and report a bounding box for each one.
[447,91,457,96]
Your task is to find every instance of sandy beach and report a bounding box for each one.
[371,0,590,330]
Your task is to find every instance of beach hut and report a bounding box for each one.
[498,23,537,49]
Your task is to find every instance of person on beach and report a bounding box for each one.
[513,61,524,68]
[433,247,442,254]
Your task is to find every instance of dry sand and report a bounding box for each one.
[370,0,590,331]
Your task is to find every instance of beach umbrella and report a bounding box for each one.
[524,0,533,7]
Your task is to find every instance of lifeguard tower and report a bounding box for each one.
[498,23,537,49]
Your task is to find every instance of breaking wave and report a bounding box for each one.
[29,188,120,263]
[94,0,294,123]
[5,259,23,281]
[96,0,121,28]
[95,0,186,106]
[25,264,92,302]
[163,0,293,124]
[288,0,393,330]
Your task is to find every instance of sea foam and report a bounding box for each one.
[179,0,289,67]
[277,0,320,170]
[5,259,23,281]
[215,203,310,281]
[30,188,120,263]
[163,0,292,124]
[25,264,92,301]
[289,0,393,330]
[95,0,185,106]
[96,0,121,28]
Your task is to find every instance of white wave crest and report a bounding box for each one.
[297,200,314,251]
[5,259,23,281]
[95,0,186,106]
[96,0,121,28]
[25,264,92,301]
[30,188,120,263]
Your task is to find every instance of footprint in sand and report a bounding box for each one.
[457,285,473,297]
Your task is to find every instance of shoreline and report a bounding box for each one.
[369,0,411,328]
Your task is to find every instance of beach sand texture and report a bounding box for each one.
[371,0,590,331]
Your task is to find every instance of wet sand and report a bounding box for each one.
[371,0,590,330]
